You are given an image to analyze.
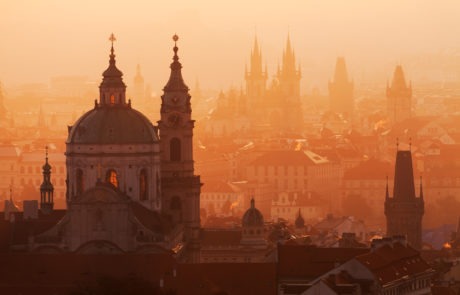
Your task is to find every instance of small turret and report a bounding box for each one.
[40,146,54,214]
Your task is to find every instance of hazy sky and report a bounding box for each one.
[1,0,460,93]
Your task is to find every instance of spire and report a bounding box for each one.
[134,64,144,84]
[40,146,54,214]
[295,208,305,228]
[393,149,416,200]
[163,34,189,92]
[280,33,298,78]
[250,197,255,209]
[332,57,350,84]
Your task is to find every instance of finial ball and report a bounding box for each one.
[173,34,179,42]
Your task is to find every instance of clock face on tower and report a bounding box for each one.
[167,112,182,128]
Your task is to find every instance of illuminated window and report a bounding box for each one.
[76,169,84,195]
[139,169,148,201]
[170,138,181,162]
[110,94,115,105]
[106,169,118,187]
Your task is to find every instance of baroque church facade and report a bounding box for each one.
[1,35,201,261]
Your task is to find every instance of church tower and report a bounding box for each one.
[329,57,354,118]
[133,64,145,102]
[245,36,267,109]
[384,149,424,249]
[277,34,302,132]
[387,65,412,124]
[40,147,54,214]
[158,35,201,262]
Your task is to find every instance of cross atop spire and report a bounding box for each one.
[109,33,116,47]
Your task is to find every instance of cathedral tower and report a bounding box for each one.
[158,35,201,262]
[40,147,54,214]
[245,36,267,108]
[387,65,412,124]
[277,34,302,132]
[384,149,424,250]
[329,57,354,118]
[133,64,145,102]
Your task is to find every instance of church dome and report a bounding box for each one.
[242,198,264,227]
[67,35,158,145]
[67,107,158,144]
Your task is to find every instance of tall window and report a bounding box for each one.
[76,169,84,195]
[170,138,181,162]
[110,94,115,105]
[106,169,118,187]
[139,169,148,201]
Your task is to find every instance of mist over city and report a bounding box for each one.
[1,1,460,294]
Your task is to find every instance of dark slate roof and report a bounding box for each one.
[67,107,158,144]
[177,263,277,295]
[0,210,66,251]
[200,229,242,247]
[277,244,367,279]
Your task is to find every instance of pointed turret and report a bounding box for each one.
[386,65,412,123]
[329,57,354,117]
[280,34,298,79]
[133,64,145,101]
[295,208,305,228]
[163,34,189,93]
[40,146,54,214]
[393,150,416,200]
[385,176,390,199]
[245,35,267,103]
[384,148,424,249]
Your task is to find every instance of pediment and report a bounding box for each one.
[75,184,129,204]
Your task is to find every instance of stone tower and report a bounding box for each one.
[277,34,302,132]
[158,35,201,262]
[133,64,145,102]
[384,149,424,250]
[40,147,54,214]
[245,36,267,109]
[329,57,354,118]
[387,65,412,124]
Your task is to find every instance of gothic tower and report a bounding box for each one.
[40,147,54,214]
[277,34,302,132]
[384,149,424,249]
[133,64,145,102]
[245,36,267,109]
[158,35,201,262]
[387,65,412,124]
[329,57,354,118]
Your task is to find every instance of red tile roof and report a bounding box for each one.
[343,158,393,180]
[201,229,242,247]
[355,242,432,285]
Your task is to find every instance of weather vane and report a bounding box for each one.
[109,33,116,46]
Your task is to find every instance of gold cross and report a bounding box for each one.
[109,33,116,46]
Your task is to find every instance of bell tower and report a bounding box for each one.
[158,35,201,262]
[40,147,54,214]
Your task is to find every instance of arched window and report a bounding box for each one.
[106,169,118,187]
[170,138,181,162]
[110,94,115,105]
[139,169,148,201]
[76,169,84,195]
